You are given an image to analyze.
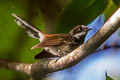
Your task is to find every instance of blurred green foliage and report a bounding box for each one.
[104,0,118,20]
[0,0,119,80]
[55,0,109,33]
[0,0,45,79]
[113,0,120,6]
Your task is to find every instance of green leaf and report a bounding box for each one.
[104,0,118,20]
[113,0,120,6]
[55,0,109,33]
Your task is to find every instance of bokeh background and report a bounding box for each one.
[0,0,120,80]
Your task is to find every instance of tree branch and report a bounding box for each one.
[46,7,120,71]
[1,8,120,80]
[0,59,31,75]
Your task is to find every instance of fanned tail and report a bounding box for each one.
[12,13,45,41]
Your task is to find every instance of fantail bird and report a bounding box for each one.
[12,13,91,59]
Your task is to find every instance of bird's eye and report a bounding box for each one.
[75,28,81,33]
[74,29,78,33]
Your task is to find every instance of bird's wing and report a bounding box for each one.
[12,13,45,40]
[31,38,63,49]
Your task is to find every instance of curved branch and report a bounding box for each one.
[0,59,31,75]
[46,7,120,71]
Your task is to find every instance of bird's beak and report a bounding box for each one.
[87,28,92,31]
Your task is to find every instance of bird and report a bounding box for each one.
[12,13,91,59]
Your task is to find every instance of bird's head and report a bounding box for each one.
[69,25,91,40]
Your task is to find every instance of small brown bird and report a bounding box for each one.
[12,13,91,59]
